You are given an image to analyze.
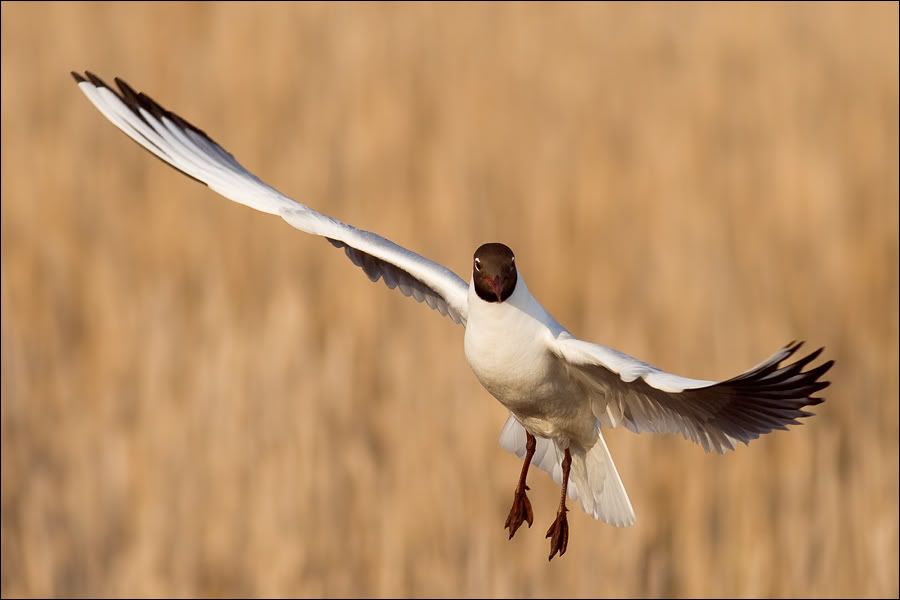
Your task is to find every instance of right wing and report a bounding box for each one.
[71,71,469,325]
[555,337,832,454]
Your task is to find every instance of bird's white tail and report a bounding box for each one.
[568,431,635,526]
[499,414,635,527]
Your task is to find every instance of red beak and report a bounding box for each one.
[490,275,503,301]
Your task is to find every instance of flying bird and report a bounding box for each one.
[72,71,834,560]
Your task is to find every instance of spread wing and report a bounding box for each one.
[71,71,468,325]
[555,336,833,453]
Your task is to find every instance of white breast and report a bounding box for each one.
[463,276,568,411]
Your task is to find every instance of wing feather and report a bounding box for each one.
[555,337,833,453]
[72,71,468,325]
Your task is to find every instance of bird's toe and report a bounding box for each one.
[545,510,569,561]
[504,487,534,539]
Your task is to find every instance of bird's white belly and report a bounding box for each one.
[464,315,562,409]
[463,281,594,443]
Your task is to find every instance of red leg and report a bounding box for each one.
[504,432,536,539]
[545,448,571,560]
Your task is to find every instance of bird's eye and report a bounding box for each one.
[474,259,481,272]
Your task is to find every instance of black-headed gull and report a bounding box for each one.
[72,72,834,560]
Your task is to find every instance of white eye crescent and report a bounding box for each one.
[474,257,482,272]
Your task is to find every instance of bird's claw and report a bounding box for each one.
[545,508,569,561]
[504,485,534,539]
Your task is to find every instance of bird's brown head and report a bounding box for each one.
[473,243,517,303]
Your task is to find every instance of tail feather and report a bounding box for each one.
[499,414,635,526]
[569,432,636,526]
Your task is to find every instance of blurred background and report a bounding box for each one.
[2,2,897,597]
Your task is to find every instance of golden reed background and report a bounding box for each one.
[2,2,897,597]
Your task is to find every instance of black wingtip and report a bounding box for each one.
[801,346,825,365]
[114,77,138,101]
[71,71,86,84]
[787,340,805,354]
[84,70,112,90]
[129,89,158,117]
[114,78,147,113]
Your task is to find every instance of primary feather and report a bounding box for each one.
[71,71,469,325]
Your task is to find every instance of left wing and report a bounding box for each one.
[555,336,833,453]
[71,71,469,325]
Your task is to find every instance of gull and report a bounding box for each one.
[72,71,834,560]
